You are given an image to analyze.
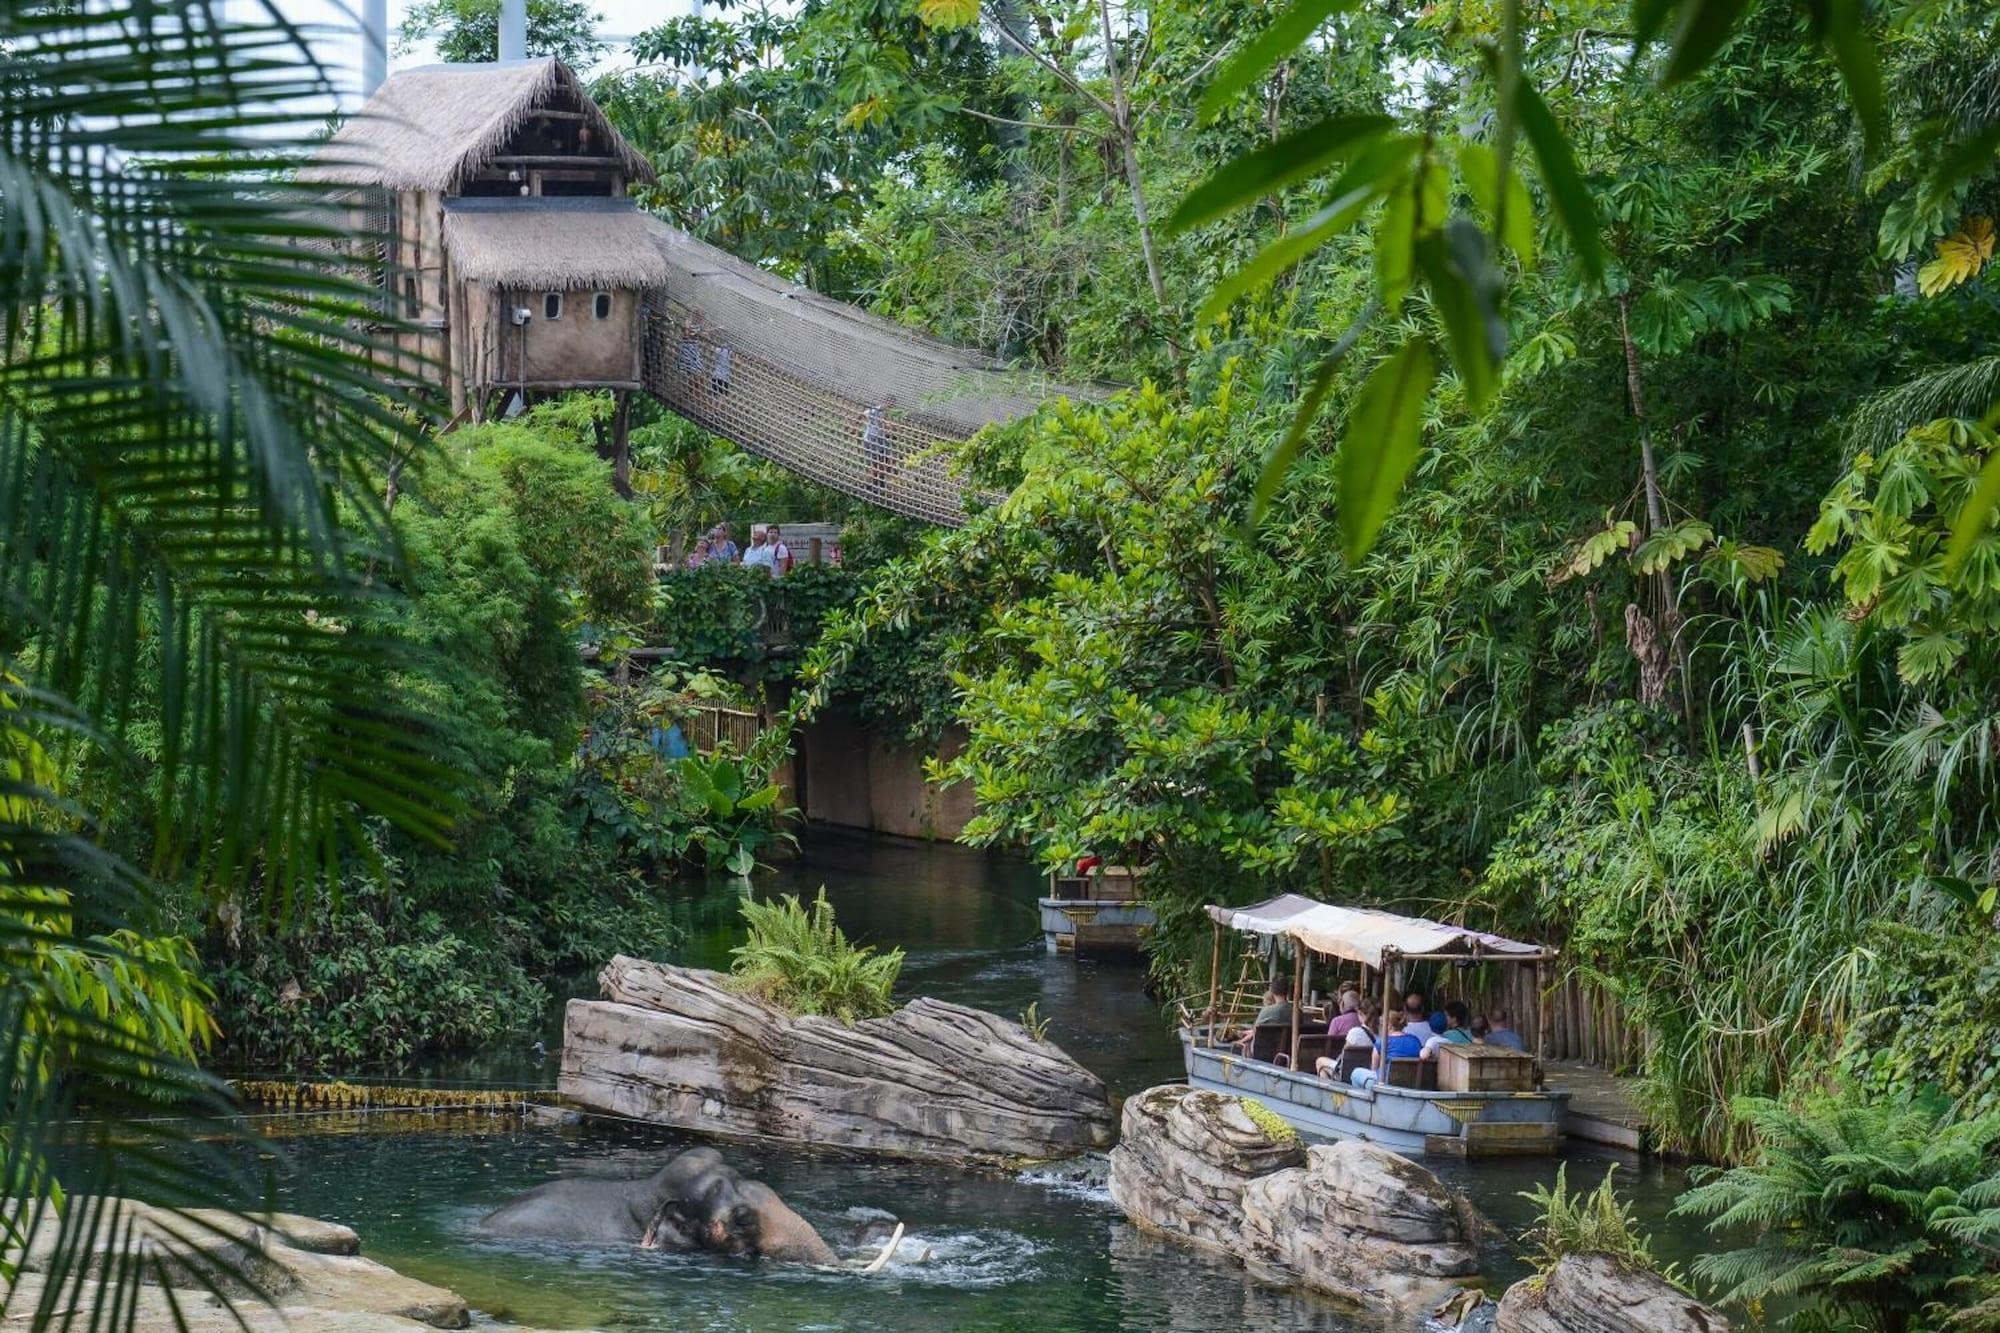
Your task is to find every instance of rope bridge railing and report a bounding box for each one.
[640,224,1096,526]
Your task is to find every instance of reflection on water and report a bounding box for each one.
[212,832,1702,1330]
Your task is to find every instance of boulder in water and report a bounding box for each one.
[1106,1083,1479,1313]
[1496,1253,1729,1333]
[559,957,1114,1165]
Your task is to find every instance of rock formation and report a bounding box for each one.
[559,956,1115,1164]
[1496,1254,1730,1333]
[3,1198,498,1330]
[1107,1083,1480,1313]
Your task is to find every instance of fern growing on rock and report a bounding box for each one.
[729,889,904,1023]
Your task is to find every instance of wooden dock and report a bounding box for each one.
[1548,1060,1652,1152]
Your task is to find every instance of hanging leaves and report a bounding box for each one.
[1631,517,1715,574]
[1198,0,1364,123]
[1337,339,1437,562]
[1917,217,1995,297]
[915,0,980,32]
[1553,517,1639,583]
[1168,115,1395,234]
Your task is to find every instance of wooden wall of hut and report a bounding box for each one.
[1463,968,1643,1070]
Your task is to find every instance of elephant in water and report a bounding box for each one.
[481,1147,838,1266]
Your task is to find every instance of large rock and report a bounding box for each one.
[1107,1083,1478,1313]
[1107,1085,1302,1257]
[3,1198,474,1330]
[1496,1254,1729,1333]
[559,957,1114,1164]
[1241,1139,1480,1310]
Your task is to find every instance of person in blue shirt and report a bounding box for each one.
[1347,1010,1425,1089]
[1482,1009,1527,1052]
[1422,1000,1477,1059]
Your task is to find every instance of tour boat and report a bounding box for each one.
[1180,894,1570,1156]
[1039,865,1155,956]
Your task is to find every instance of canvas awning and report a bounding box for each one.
[1205,894,1551,969]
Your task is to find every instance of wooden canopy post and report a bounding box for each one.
[1380,949,1399,1049]
[1533,957,1549,1067]
[1287,948,1303,1070]
[1204,918,1222,1044]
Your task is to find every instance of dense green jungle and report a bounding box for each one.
[5,0,2000,1327]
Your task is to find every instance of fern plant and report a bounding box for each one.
[1519,1164,1677,1283]
[1675,1094,2000,1332]
[729,889,904,1023]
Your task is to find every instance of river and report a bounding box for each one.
[230,832,1707,1330]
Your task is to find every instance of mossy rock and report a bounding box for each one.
[1240,1097,1300,1145]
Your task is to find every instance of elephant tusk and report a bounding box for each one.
[859,1222,905,1275]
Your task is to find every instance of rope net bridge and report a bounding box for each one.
[642,225,1091,527]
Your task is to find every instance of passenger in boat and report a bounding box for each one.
[1234,982,1293,1051]
[1421,1001,1475,1059]
[1325,987,1364,1040]
[1315,998,1378,1081]
[1482,1009,1527,1052]
[1470,1015,1491,1042]
[1401,993,1437,1044]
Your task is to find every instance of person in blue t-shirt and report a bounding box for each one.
[1378,1010,1422,1065]
[1482,1009,1527,1052]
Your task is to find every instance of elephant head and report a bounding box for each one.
[639,1154,836,1266]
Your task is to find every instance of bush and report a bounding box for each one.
[1519,1163,1676,1282]
[1675,1092,2000,1332]
[729,888,903,1023]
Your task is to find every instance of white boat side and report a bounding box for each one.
[1180,1029,1570,1156]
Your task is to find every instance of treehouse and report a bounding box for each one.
[303,59,667,427]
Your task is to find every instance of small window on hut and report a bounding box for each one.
[543,292,564,321]
[593,292,613,320]
[402,275,419,319]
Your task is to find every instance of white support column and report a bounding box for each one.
[362,0,387,95]
[499,0,527,61]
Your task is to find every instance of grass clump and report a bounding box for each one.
[1240,1097,1299,1145]
[730,888,904,1023]
[1519,1164,1677,1285]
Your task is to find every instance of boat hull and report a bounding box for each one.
[1039,897,1154,956]
[1181,1030,1568,1156]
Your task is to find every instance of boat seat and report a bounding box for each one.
[1336,1047,1373,1080]
[1247,1024,1292,1065]
[1386,1058,1426,1088]
[1293,1033,1333,1068]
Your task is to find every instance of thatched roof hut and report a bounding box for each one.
[443,198,672,290]
[303,58,655,193]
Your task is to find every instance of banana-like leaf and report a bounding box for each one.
[1197,0,1365,123]
[1168,114,1394,234]
[1338,338,1437,562]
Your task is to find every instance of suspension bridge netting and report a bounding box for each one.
[642,224,1090,527]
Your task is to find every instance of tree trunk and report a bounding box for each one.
[1617,292,1688,716]
[1097,0,1176,362]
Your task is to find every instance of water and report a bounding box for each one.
[215,833,1705,1330]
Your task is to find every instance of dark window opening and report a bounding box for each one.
[544,292,563,320]
[540,176,616,197]
[402,275,419,319]
[593,292,613,320]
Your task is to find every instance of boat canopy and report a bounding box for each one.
[1205,894,1551,969]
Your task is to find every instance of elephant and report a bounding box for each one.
[480,1147,838,1266]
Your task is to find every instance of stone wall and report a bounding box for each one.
[794,712,973,839]
[1107,1084,1481,1314]
[560,957,1113,1164]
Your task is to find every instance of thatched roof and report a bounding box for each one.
[442,198,672,289]
[302,59,655,193]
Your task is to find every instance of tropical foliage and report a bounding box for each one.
[1519,1164,1677,1282]
[1677,1095,2000,1332]
[730,889,905,1023]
